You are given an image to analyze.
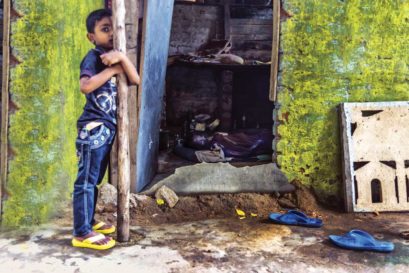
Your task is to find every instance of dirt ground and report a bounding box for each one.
[90,180,409,247]
[93,183,409,272]
[3,182,409,273]
[96,180,323,226]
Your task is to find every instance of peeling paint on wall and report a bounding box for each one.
[3,0,103,226]
[277,0,409,203]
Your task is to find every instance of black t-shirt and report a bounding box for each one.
[77,46,117,131]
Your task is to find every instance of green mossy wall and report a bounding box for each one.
[3,0,103,226]
[277,0,409,202]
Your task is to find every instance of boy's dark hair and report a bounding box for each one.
[86,9,112,33]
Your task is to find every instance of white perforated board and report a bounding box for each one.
[340,101,409,212]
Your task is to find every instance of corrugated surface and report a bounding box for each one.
[277,0,409,202]
[3,0,103,226]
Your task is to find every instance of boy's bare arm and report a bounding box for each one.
[100,51,141,85]
[80,64,123,94]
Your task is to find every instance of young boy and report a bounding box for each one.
[72,9,140,250]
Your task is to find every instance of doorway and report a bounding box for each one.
[136,0,280,192]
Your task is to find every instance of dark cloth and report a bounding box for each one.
[77,46,118,131]
[210,128,272,158]
[73,124,116,236]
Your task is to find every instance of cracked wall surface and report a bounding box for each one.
[277,0,409,203]
[3,0,103,226]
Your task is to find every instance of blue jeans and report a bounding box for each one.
[73,124,115,237]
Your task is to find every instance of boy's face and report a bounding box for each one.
[87,16,113,50]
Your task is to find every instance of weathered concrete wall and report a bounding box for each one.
[277,0,409,203]
[169,4,223,55]
[229,6,273,62]
[169,3,273,61]
[166,65,219,126]
[3,0,103,226]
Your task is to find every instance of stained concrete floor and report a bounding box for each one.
[1,211,409,273]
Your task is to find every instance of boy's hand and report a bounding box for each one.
[101,50,124,66]
[102,50,140,85]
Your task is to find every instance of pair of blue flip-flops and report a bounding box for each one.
[268,210,394,252]
[329,229,394,253]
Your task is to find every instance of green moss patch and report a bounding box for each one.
[3,0,103,226]
[277,0,409,202]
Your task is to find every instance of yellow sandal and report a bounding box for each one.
[92,221,116,234]
[72,233,115,250]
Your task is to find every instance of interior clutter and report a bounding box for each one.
[158,0,275,174]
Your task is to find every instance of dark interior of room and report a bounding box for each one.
[155,0,275,179]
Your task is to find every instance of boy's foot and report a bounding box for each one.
[400,231,409,240]
[72,231,115,250]
[92,221,116,234]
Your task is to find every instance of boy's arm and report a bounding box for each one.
[100,51,141,85]
[80,64,123,94]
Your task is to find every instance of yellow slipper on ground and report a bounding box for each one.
[92,222,116,234]
[72,233,115,250]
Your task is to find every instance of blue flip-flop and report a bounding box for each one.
[268,210,323,228]
[329,229,394,253]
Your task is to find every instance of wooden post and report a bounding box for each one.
[126,0,141,194]
[113,0,130,242]
[269,0,280,102]
[108,0,118,189]
[1,0,11,222]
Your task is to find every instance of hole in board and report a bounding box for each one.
[371,179,382,203]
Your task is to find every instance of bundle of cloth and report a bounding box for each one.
[210,129,272,158]
[175,114,272,163]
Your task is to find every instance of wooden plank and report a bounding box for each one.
[231,33,272,41]
[230,6,273,19]
[269,0,280,102]
[231,40,272,51]
[0,0,11,222]
[107,0,118,188]
[113,0,130,242]
[230,18,272,26]
[136,0,174,192]
[232,49,272,62]
[231,24,273,35]
[125,0,140,194]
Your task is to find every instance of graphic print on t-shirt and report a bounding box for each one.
[94,91,117,114]
[93,78,117,114]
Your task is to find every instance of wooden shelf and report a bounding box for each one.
[174,1,272,8]
[169,58,271,70]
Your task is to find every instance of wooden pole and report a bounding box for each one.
[1,0,11,223]
[269,0,280,102]
[113,0,130,242]
[126,0,141,193]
